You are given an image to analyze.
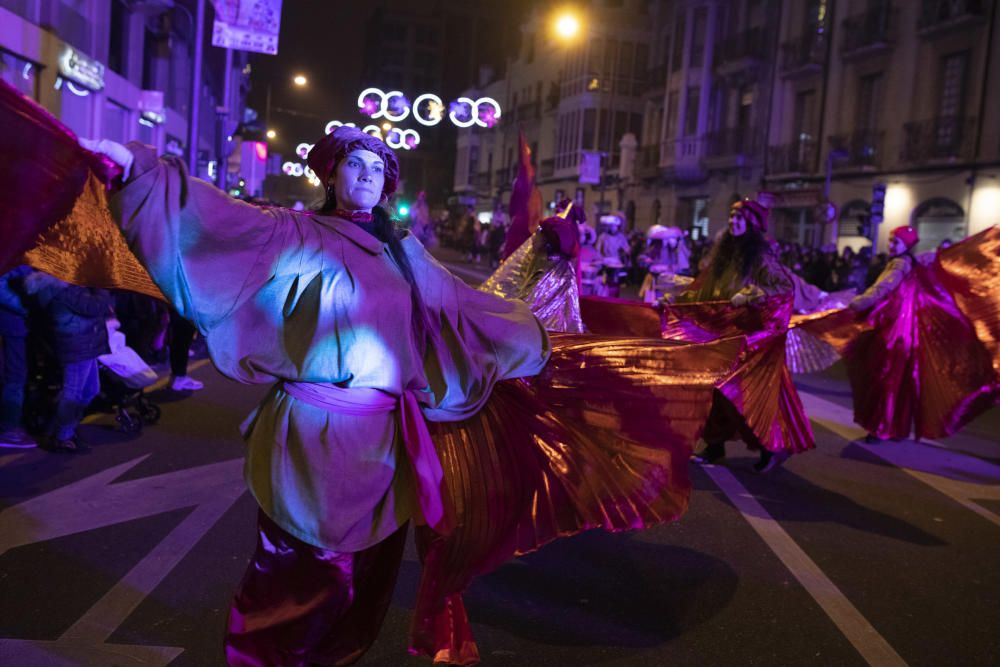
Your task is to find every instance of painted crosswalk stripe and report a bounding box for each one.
[703,464,907,667]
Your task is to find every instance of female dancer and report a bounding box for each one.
[67,123,741,666]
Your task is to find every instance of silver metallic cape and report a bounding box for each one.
[480,232,586,333]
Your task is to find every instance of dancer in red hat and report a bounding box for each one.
[825,224,1000,442]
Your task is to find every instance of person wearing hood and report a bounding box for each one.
[22,271,112,452]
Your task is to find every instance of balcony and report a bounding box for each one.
[900,116,977,164]
[704,127,762,167]
[636,144,661,178]
[918,0,985,36]
[841,4,894,59]
[768,136,818,175]
[829,129,884,169]
[780,31,826,79]
[474,172,492,192]
[715,27,769,75]
[660,137,707,183]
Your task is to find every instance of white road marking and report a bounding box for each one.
[703,464,907,667]
[799,390,1000,528]
[0,454,246,663]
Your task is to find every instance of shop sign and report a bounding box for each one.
[761,188,822,209]
[58,46,105,91]
[211,0,282,55]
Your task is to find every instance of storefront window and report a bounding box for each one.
[103,99,129,143]
[0,50,39,100]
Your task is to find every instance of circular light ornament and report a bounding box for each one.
[362,125,384,140]
[282,161,297,175]
[357,87,411,122]
[295,142,314,159]
[449,97,501,128]
[385,128,421,151]
[413,93,445,126]
[324,120,356,135]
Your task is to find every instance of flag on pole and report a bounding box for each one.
[502,129,543,259]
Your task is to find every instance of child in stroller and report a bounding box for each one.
[95,318,161,433]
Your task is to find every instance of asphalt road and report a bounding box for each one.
[1,256,998,666]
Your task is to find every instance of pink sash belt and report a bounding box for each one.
[282,381,453,535]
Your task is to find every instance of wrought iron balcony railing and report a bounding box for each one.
[768,136,817,174]
[841,3,894,56]
[829,129,884,168]
[900,116,977,163]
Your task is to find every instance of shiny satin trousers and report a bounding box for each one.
[225,511,408,667]
[703,389,764,451]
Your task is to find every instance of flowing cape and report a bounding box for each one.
[798,227,1000,440]
[579,294,814,455]
[0,79,162,299]
[411,333,742,663]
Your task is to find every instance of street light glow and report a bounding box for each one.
[382,122,392,131]
[554,12,581,40]
[293,74,307,86]
[266,129,276,139]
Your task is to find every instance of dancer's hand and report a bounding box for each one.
[730,292,749,307]
[79,138,134,179]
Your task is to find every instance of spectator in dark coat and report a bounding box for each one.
[0,265,36,448]
[23,272,112,452]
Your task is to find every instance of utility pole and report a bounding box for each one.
[187,0,206,175]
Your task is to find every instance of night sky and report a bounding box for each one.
[244,1,377,160]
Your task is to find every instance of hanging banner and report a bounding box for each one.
[211,0,282,55]
[579,150,601,185]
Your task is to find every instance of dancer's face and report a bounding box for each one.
[729,210,747,237]
[888,236,907,256]
[330,149,385,212]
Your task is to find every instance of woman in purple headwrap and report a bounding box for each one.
[59,121,742,666]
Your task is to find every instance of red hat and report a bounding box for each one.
[890,225,919,249]
[731,198,769,232]
[306,126,400,197]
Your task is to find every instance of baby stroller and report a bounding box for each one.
[95,319,161,433]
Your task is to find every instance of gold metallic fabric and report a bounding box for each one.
[23,173,163,300]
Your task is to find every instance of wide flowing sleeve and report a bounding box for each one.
[402,237,550,421]
[110,143,291,332]
[851,255,912,311]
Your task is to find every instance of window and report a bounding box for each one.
[103,99,129,143]
[793,89,816,140]
[582,108,597,150]
[937,51,968,149]
[938,51,968,119]
[109,0,129,76]
[671,17,684,71]
[666,91,679,137]
[684,86,700,136]
[856,73,882,130]
[690,7,707,68]
[0,50,38,100]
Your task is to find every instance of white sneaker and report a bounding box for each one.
[171,375,204,391]
[0,428,38,449]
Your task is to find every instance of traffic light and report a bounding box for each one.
[869,182,886,242]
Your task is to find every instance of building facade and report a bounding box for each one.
[454,0,1000,253]
[0,0,249,187]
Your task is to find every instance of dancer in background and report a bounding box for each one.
[668,198,814,472]
[804,224,1000,443]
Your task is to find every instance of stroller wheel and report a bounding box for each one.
[116,408,143,434]
[139,403,162,425]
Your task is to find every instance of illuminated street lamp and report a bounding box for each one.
[553,11,582,41]
[266,74,309,133]
[266,129,277,139]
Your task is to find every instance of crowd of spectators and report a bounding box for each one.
[0,266,203,452]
